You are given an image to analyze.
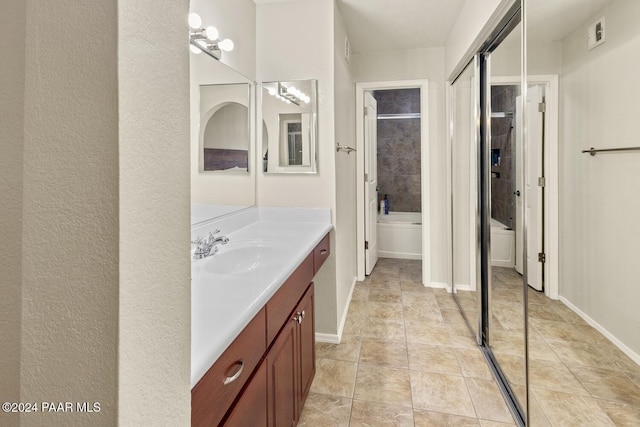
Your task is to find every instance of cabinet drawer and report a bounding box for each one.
[313,233,330,275]
[223,360,268,427]
[192,308,266,427]
[266,253,313,344]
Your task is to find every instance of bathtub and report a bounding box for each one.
[491,218,515,268]
[377,212,422,260]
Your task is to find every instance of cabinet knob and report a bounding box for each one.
[223,360,244,385]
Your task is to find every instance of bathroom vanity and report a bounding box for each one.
[190,207,331,427]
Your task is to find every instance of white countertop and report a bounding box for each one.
[190,207,332,387]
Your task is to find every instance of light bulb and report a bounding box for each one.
[188,13,202,29]
[268,87,277,96]
[304,95,310,104]
[287,86,296,94]
[219,38,234,52]
[205,26,219,41]
[189,44,202,54]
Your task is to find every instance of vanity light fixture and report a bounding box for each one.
[268,83,310,106]
[188,13,234,60]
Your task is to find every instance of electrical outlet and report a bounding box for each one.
[588,17,606,50]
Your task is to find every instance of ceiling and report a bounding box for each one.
[255,0,614,54]
[336,0,465,54]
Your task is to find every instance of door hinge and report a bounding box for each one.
[364,173,369,181]
[538,102,546,113]
[538,252,546,263]
[364,106,369,116]
[365,241,369,250]
[538,177,546,187]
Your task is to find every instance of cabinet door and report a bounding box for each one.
[297,284,315,406]
[223,360,268,426]
[267,315,298,427]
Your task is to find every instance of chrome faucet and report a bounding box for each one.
[191,229,229,259]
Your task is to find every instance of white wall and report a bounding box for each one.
[256,0,341,336]
[559,0,640,357]
[189,0,257,207]
[333,5,358,336]
[353,47,449,287]
[0,1,192,426]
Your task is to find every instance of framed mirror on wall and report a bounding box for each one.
[261,79,318,174]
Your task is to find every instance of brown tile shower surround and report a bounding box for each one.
[299,259,640,426]
[490,85,518,230]
[375,89,421,213]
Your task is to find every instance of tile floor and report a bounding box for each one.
[299,258,516,426]
[299,259,640,426]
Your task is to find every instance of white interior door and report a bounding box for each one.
[364,92,378,275]
[515,86,544,290]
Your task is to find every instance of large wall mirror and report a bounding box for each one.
[190,44,256,224]
[261,79,318,174]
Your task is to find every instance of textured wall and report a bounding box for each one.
[375,88,422,213]
[490,85,518,229]
[19,1,120,425]
[117,0,191,425]
[0,2,25,426]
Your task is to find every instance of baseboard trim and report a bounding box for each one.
[429,281,449,290]
[559,296,640,366]
[315,333,340,344]
[379,251,422,260]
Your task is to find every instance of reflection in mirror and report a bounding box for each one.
[190,43,256,222]
[261,80,318,174]
[487,20,526,416]
[525,0,640,424]
[199,83,250,173]
[451,57,480,343]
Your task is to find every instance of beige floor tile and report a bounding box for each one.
[369,287,403,303]
[532,388,616,426]
[350,400,414,426]
[366,301,404,321]
[362,317,406,342]
[310,358,358,398]
[354,364,413,407]
[597,399,640,426]
[403,302,443,323]
[413,409,480,426]
[528,359,589,395]
[359,338,408,368]
[298,393,352,427]
[455,347,494,380]
[478,420,516,427]
[351,283,370,302]
[407,342,461,375]
[570,365,640,405]
[465,378,514,423]
[551,340,618,368]
[404,319,451,343]
[410,370,477,418]
[342,311,365,335]
[435,292,460,310]
[316,334,361,362]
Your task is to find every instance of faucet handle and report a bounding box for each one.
[191,236,204,245]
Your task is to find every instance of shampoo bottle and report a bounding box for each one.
[383,194,389,215]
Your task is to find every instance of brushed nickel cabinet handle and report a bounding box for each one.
[223,360,244,385]
[320,249,328,255]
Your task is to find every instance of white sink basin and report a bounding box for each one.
[202,241,286,276]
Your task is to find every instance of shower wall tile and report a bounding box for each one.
[374,88,420,115]
[376,105,421,213]
[490,85,518,229]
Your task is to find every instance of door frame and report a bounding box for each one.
[355,80,430,284]
[491,74,558,299]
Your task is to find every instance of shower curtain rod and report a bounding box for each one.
[582,146,640,156]
[377,113,421,120]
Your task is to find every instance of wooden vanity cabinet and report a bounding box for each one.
[192,233,329,427]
